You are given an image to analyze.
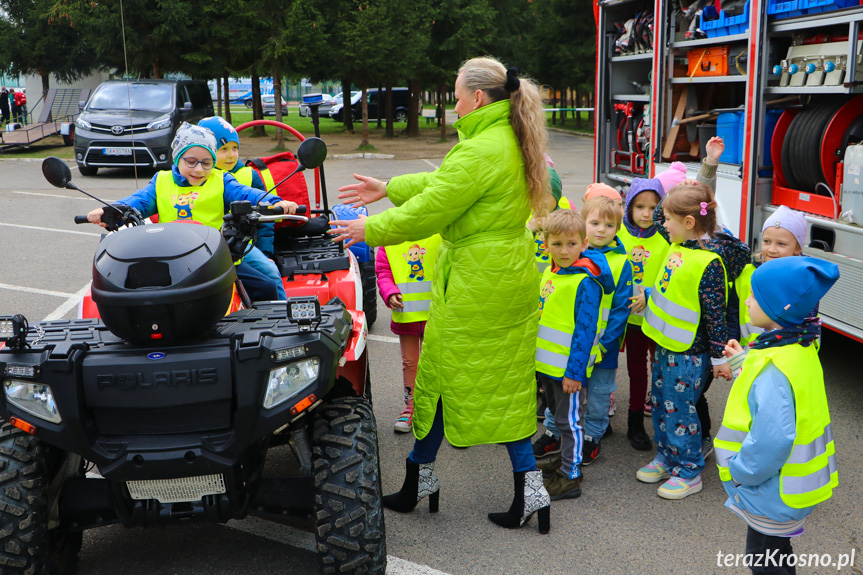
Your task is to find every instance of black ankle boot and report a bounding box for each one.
[383,458,440,513]
[627,410,652,451]
[488,471,551,534]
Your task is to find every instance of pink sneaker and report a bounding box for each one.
[394,408,413,433]
[644,398,652,415]
[636,458,670,483]
[658,475,703,500]
[608,391,616,417]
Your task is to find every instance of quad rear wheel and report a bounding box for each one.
[311,396,386,575]
[0,424,81,575]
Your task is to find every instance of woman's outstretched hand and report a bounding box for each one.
[328,215,367,249]
[337,173,387,208]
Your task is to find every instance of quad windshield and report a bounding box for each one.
[88,83,174,112]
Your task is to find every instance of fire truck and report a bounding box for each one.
[594,0,863,342]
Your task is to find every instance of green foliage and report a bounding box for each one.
[0,0,93,89]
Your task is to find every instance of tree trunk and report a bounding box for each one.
[274,73,284,149]
[217,78,222,116]
[405,78,420,137]
[551,89,557,125]
[361,82,369,148]
[385,81,394,138]
[561,88,567,126]
[575,87,582,130]
[439,82,446,141]
[251,75,265,137]
[342,79,354,132]
[223,76,231,124]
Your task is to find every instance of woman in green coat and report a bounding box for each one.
[330,57,553,533]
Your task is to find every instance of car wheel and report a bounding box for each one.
[77,164,98,176]
[311,397,386,575]
[395,110,408,123]
[0,424,82,575]
[62,127,74,147]
[245,100,253,109]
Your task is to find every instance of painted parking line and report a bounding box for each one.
[224,517,452,575]
[422,159,439,170]
[0,222,102,237]
[369,334,399,344]
[0,283,76,299]
[12,191,97,201]
[43,284,90,321]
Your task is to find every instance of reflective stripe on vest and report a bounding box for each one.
[715,344,837,508]
[597,244,628,339]
[385,235,442,323]
[259,167,276,193]
[536,269,601,378]
[155,170,225,229]
[735,264,764,346]
[618,227,670,326]
[642,245,725,352]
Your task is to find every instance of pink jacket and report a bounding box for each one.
[376,246,426,336]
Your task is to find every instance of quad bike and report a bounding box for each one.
[0,137,386,575]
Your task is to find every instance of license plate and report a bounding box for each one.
[103,147,133,156]
[126,473,226,503]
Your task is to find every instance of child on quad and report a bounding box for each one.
[86,122,297,302]
[197,116,286,300]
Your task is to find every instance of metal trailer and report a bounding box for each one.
[594,0,863,343]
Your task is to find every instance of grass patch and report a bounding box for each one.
[545,110,594,134]
[0,135,73,160]
[356,143,378,152]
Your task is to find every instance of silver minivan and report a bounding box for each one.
[74,79,214,176]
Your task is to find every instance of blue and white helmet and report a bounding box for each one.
[197,116,239,149]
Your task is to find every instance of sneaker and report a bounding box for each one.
[393,408,413,433]
[636,458,670,483]
[702,435,714,458]
[603,422,613,438]
[543,469,582,501]
[533,429,562,459]
[657,475,703,500]
[608,392,616,417]
[537,455,562,479]
[537,387,547,421]
[581,438,601,466]
[644,399,652,415]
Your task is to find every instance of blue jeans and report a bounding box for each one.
[650,347,709,479]
[409,399,536,472]
[243,246,286,300]
[582,367,617,442]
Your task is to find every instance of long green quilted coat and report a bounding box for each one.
[364,99,539,446]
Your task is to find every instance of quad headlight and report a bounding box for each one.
[263,358,320,410]
[4,380,62,423]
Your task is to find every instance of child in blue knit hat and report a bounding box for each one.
[198,116,285,300]
[717,256,840,574]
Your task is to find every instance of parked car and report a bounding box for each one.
[262,94,288,116]
[329,91,363,121]
[298,93,336,117]
[330,88,420,123]
[74,79,213,176]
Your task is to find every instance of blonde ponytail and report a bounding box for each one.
[458,57,551,216]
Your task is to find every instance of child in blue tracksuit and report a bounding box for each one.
[533,209,614,500]
[198,116,285,300]
[718,257,839,574]
[579,196,634,465]
[86,122,296,303]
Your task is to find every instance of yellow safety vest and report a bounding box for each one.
[642,245,726,352]
[384,235,442,323]
[715,344,837,508]
[531,196,572,274]
[735,264,763,347]
[597,242,630,342]
[155,171,225,229]
[231,165,254,187]
[536,269,601,379]
[258,166,276,193]
[618,227,670,326]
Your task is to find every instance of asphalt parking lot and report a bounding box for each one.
[0,131,861,574]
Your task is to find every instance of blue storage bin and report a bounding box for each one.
[702,0,750,37]
[331,203,372,262]
[804,0,857,13]
[767,0,806,18]
[717,111,744,164]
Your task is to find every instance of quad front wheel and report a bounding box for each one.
[0,424,82,575]
[311,396,386,575]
